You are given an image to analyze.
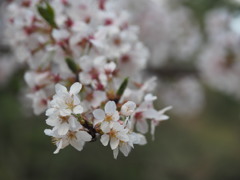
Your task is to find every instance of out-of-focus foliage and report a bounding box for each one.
[0,0,240,180]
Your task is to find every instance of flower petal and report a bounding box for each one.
[54,139,63,154]
[70,140,84,151]
[113,148,119,159]
[101,121,110,133]
[77,131,92,142]
[110,137,119,150]
[55,83,67,95]
[58,123,69,135]
[70,82,82,95]
[93,109,105,121]
[100,134,109,146]
[136,120,148,134]
[45,108,55,116]
[73,105,83,114]
[105,101,116,115]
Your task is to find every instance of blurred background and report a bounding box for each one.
[1,0,240,179]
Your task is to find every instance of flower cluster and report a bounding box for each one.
[5,0,171,158]
[198,8,240,98]
[120,0,202,67]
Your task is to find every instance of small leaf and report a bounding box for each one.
[117,77,129,97]
[37,1,58,28]
[65,58,79,73]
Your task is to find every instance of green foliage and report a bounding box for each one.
[65,57,79,74]
[37,1,58,28]
[116,77,128,97]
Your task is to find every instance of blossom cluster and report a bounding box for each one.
[5,0,171,158]
[120,0,202,67]
[198,8,240,98]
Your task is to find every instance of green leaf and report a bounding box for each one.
[117,77,129,97]
[37,1,58,28]
[65,58,79,73]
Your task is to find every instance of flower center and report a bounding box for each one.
[105,115,113,122]
[109,129,117,138]
[60,116,70,123]
[67,131,77,140]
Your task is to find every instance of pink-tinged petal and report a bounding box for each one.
[55,83,67,95]
[77,131,92,142]
[93,109,105,121]
[105,101,116,115]
[70,82,82,95]
[58,123,69,135]
[100,134,109,146]
[136,120,148,134]
[110,137,119,150]
[113,148,119,159]
[70,140,84,151]
[73,105,83,114]
[101,121,110,133]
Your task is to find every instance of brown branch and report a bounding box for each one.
[146,66,199,78]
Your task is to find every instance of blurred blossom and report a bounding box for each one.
[158,77,205,117]
[198,8,240,98]
[121,0,202,67]
[0,55,18,87]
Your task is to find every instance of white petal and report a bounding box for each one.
[54,139,63,154]
[159,106,172,114]
[101,121,110,133]
[79,72,92,85]
[70,82,82,95]
[55,84,67,95]
[121,101,136,116]
[77,131,92,142]
[46,117,59,127]
[68,116,77,128]
[110,137,119,150]
[100,134,109,146]
[144,94,157,102]
[44,129,53,136]
[136,120,148,134]
[113,148,119,159]
[59,109,71,116]
[45,108,55,116]
[70,140,84,151]
[73,95,81,105]
[73,105,83,114]
[93,109,105,121]
[119,144,131,157]
[117,133,129,142]
[112,111,120,121]
[105,101,116,115]
[151,121,156,141]
[58,123,69,135]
